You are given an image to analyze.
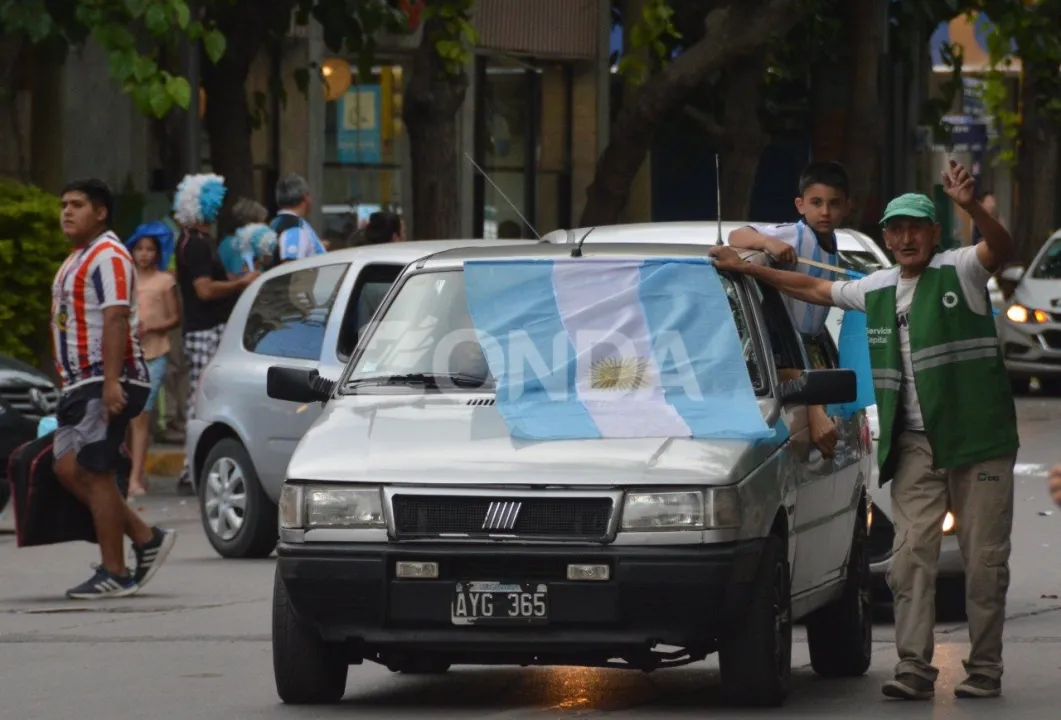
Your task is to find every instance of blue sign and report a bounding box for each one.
[337,85,382,164]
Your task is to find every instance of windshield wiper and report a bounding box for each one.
[347,372,490,389]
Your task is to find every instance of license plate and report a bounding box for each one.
[450,581,549,626]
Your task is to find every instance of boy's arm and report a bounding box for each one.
[729,226,797,265]
[710,247,838,306]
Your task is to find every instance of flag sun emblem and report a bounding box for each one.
[590,357,651,391]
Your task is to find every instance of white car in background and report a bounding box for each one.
[994,229,1061,395]
[550,221,965,614]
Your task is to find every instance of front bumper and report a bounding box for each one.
[184,418,208,487]
[276,540,766,657]
[998,317,1061,377]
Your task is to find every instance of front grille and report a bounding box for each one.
[1041,330,1061,350]
[0,385,59,422]
[391,495,614,541]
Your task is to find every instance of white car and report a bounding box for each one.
[995,229,1061,395]
[552,221,964,613]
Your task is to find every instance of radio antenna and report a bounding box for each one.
[463,152,541,240]
[570,226,595,258]
[714,154,724,246]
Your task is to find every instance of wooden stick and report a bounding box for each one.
[797,257,862,278]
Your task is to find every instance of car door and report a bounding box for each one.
[750,280,838,595]
[804,330,864,581]
[238,261,353,492]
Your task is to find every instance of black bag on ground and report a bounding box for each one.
[5,431,130,548]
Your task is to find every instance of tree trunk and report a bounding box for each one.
[718,53,770,220]
[579,0,811,227]
[403,13,468,240]
[200,0,295,205]
[840,0,886,231]
[0,36,28,181]
[1013,64,1060,268]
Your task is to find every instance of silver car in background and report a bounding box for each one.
[996,229,1061,395]
[186,239,532,559]
[555,221,964,613]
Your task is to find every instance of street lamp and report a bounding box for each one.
[321,58,352,101]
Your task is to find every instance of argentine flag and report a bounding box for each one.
[462,257,772,442]
[829,269,875,418]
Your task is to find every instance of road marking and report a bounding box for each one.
[1015,463,1048,477]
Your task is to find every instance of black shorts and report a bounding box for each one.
[54,382,149,474]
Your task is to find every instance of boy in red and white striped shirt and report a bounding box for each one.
[51,179,176,600]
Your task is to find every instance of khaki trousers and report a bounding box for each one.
[162,323,188,435]
[887,431,1015,682]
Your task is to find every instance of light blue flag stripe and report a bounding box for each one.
[636,261,772,439]
[828,268,875,418]
[463,258,773,442]
[463,260,600,440]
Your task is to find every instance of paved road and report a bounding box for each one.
[2,397,1061,719]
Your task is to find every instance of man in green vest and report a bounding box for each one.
[709,160,1017,701]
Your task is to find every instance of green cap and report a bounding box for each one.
[879,193,937,227]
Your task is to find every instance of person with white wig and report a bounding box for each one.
[172,173,259,494]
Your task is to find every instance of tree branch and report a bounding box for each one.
[580,0,811,226]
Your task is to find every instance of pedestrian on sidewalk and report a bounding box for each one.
[173,174,259,495]
[51,178,177,599]
[218,197,269,276]
[268,173,326,268]
[728,161,851,458]
[124,221,180,496]
[710,160,1018,701]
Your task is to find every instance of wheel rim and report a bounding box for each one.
[773,562,792,677]
[203,456,248,541]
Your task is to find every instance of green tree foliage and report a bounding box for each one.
[0,0,225,118]
[0,179,69,364]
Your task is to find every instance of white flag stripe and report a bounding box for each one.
[550,260,692,437]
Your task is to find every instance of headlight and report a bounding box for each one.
[1006,304,1049,324]
[278,484,385,529]
[621,488,741,531]
[942,511,955,534]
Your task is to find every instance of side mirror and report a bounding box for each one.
[781,369,857,406]
[266,366,335,404]
[1000,265,1024,284]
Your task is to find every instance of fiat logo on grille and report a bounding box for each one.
[482,501,522,531]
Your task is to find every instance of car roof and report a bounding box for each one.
[261,239,537,275]
[541,221,880,254]
[417,241,728,270]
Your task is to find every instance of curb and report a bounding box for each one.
[145,448,185,477]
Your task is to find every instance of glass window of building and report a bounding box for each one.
[474,56,573,239]
[322,58,407,248]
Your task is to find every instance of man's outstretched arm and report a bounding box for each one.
[709,246,837,307]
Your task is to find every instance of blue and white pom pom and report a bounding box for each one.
[235,222,278,259]
[172,173,227,225]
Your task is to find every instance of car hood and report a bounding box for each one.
[286,394,781,487]
[1014,279,1061,313]
[0,354,56,388]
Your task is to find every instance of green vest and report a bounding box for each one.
[861,252,1019,482]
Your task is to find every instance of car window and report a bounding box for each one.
[348,269,766,394]
[243,263,350,360]
[336,263,405,360]
[748,280,808,372]
[1031,237,1061,279]
[837,249,886,275]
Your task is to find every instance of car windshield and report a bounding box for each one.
[347,268,766,394]
[837,249,886,276]
[1031,237,1061,279]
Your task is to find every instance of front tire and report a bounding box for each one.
[199,438,277,559]
[272,566,348,704]
[719,535,792,707]
[805,512,873,677]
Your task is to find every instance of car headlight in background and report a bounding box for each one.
[279,484,385,529]
[942,511,956,534]
[1006,304,1049,324]
[621,488,741,531]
